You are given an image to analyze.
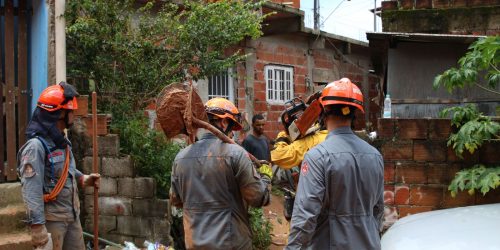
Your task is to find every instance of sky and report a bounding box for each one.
[300,0,383,42]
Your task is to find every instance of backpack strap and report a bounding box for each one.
[35,136,56,182]
[35,137,71,203]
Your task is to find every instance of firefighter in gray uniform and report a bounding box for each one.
[17,82,100,250]
[286,78,384,250]
[170,97,271,249]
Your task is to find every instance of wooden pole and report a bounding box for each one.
[92,92,99,250]
[192,118,261,168]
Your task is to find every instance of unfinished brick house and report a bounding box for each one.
[194,0,382,140]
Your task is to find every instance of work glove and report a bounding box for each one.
[258,163,273,181]
[81,173,100,188]
[31,224,49,248]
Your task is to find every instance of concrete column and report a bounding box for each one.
[47,0,56,84]
[244,46,256,119]
[55,0,66,82]
[363,72,370,129]
[306,49,314,96]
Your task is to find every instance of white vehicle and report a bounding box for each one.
[381,203,500,250]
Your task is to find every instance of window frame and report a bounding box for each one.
[207,68,235,102]
[264,65,294,105]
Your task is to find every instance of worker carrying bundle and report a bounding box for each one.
[155,82,272,249]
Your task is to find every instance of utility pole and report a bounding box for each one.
[314,0,320,31]
[374,0,377,31]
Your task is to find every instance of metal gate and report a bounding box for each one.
[1,0,29,182]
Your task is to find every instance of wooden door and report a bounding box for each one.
[1,0,29,182]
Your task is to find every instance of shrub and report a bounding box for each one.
[249,207,273,249]
[112,107,182,198]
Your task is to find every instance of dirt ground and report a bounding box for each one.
[263,193,289,250]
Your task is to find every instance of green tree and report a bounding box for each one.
[434,36,500,197]
[66,0,264,109]
[434,36,500,96]
[66,0,265,191]
[66,1,272,248]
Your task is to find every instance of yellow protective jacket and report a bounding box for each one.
[271,130,328,169]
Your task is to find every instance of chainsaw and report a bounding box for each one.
[284,91,323,142]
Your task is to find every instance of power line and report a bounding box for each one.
[320,0,347,27]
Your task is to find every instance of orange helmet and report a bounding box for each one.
[320,78,364,113]
[37,83,78,112]
[205,97,242,131]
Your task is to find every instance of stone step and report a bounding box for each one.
[0,204,27,234]
[0,182,23,208]
[0,231,31,250]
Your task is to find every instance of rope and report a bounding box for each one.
[43,145,70,203]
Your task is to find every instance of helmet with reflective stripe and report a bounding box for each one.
[37,82,79,112]
[205,97,242,131]
[320,78,364,113]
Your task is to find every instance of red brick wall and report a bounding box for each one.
[238,41,310,140]
[378,118,500,228]
[237,40,381,140]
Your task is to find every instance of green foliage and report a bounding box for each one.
[433,36,500,95]
[435,36,500,196]
[449,165,500,197]
[249,207,273,250]
[439,104,481,127]
[113,111,182,198]
[66,0,265,106]
[440,104,500,157]
[271,185,285,196]
[66,1,270,245]
[66,0,265,196]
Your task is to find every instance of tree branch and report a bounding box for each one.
[490,63,500,73]
[474,82,500,95]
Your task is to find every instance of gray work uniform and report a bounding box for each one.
[170,133,270,250]
[17,137,85,250]
[286,127,384,250]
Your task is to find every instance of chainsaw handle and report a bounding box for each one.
[305,91,321,104]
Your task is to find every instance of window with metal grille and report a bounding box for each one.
[208,69,234,102]
[265,65,293,104]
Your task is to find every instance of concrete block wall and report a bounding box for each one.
[81,134,171,246]
[377,118,500,228]
[0,183,31,250]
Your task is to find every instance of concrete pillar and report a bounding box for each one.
[363,72,370,129]
[244,46,256,118]
[47,0,56,84]
[306,49,314,96]
[55,0,66,82]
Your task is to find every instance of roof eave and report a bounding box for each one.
[366,32,485,44]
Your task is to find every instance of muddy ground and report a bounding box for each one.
[263,193,289,249]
